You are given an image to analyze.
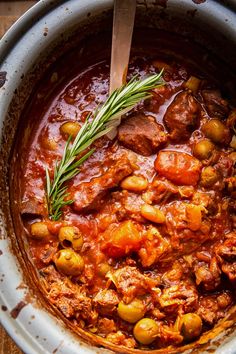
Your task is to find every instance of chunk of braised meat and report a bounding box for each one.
[93,289,119,315]
[161,260,189,286]
[215,232,236,282]
[201,89,229,119]
[111,190,145,223]
[158,280,198,315]
[37,242,59,265]
[194,257,221,291]
[106,266,158,303]
[163,91,200,142]
[154,151,202,186]
[106,331,137,348]
[40,266,97,322]
[118,113,167,156]
[72,154,135,212]
[164,201,211,254]
[142,177,194,205]
[20,198,45,216]
[197,292,233,325]
[192,191,218,215]
[214,154,234,178]
[225,176,236,199]
[138,227,171,267]
[97,318,117,337]
[157,325,183,347]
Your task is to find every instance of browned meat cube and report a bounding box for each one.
[40,266,97,322]
[201,89,229,119]
[93,289,119,315]
[106,266,157,303]
[72,155,135,212]
[194,257,221,291]
[118,113,167,156]
[215,232,236,282]
[197,292,232,325]
[158,280,198,314]
[163,91,200,142]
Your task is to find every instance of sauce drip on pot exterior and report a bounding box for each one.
[17,34,236,350]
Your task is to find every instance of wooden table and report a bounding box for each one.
[0,2,36,352]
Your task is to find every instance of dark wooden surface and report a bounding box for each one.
[0,3,37,353]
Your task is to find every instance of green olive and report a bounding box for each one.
[58,226,83,251]
[200,166,219,187]
[97,262,111,277]
[202,119,231,144]
[30,222,50,239]
[60,121,81,138]
[54,248,84,276]
[117,299,146,323]
[192,139,215,160]
[133,318,159,344]
[175,313,202,341]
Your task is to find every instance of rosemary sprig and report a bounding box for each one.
[46,72,164,220]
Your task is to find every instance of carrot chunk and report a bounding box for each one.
[101,221,143,258]
[154,151,201,186]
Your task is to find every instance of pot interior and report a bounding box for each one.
[1,1,236,353]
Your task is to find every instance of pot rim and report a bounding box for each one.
[0,1,236,353]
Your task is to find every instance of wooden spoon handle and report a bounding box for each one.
[109,0,136,95]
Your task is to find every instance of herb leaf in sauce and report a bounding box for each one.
[46,72,164,220]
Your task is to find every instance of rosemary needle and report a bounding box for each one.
[45,72,164,220]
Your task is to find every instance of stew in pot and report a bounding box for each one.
[13,31,236,351]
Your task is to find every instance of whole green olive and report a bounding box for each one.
[175,313,202,341]
[202,119,231,144]
[54,248,84,276]
[117,299,146,323]
[58,226,83,251]
[60,121,81,138]
[97,262,111,277]
[200,166,219,187]
[133,318,159,345]
[192,139,215,160]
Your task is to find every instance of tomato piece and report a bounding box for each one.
[101,221,143,258]
[154,151,202,186]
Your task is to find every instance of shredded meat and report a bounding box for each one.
[214,154,234,178]
[106,266,158,303]
[194,257,221,291]
[40,266,97,322]
[157,325,183,347]
[164,201,211,254]
[164,91,200,142]
[38,242,59,265]
[72,154,135,212]
[118,113,167,156]
[158,280,198,315]
[93,289,119,315]
[97,318,117,337]
[197,292,233,325]
[138,227,171,266]
[111,190,145,223]
[215,232,236,281]
[106,331,137,348]
[142,177,194,204]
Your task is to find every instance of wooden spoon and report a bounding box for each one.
[107,0,136,139]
